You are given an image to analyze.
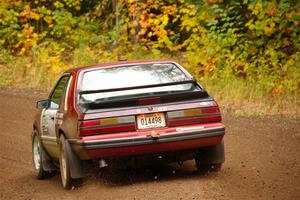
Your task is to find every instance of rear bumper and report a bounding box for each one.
[69,123,225,159]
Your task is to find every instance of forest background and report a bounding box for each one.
[0,0,299,118]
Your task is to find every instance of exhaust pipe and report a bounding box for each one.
[99,159,108,168]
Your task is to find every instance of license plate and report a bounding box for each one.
[136,113,166,130]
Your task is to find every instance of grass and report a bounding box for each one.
[0,48,298,119]
[201,78,299,119]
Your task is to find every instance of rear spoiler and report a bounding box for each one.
[79,79,197,95]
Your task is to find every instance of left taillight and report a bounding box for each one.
[79,116,136,136]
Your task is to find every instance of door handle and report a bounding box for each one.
[51,117,55,120]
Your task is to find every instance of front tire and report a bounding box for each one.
[32,132,48,179]
[59,135,72,189]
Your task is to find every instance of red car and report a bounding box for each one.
[32,60,225,189]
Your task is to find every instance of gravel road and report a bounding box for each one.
[0,88,299,200]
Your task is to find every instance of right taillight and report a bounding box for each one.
[167,103,222,127]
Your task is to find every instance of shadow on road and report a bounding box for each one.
[89,161,220,186]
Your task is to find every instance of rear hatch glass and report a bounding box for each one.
[78,63,206,109]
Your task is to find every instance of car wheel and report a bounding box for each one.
[195,141,224,172]
[32,131,47,179]
[59,134,72,189]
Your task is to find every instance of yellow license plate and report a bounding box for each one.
[136,113,166,130]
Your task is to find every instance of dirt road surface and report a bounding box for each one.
[0,88,299,200]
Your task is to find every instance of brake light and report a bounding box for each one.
[79,116,135,136]
[80,120,100,127]
[168,115,221,126]
[167,103,222,127]
[138,97,160,105]
[202,107,220,114]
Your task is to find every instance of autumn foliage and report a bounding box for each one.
[0,0,299,100]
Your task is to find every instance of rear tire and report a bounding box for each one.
[32,131,48,179]
[195,141,225,172]
[59,135,72,189]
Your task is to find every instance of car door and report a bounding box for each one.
[41,75,70,159]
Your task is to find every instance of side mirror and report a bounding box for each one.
[36,99,49,109]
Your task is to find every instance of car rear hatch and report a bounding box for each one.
[78,81,222,137]
[76,62,224,142]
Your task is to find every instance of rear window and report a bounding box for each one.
[79,63,195,103]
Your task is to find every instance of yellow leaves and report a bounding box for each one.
[195,56,218,77]
[23,24,34,37]
[251,2,263,16]
[207,58,217,73]
[44,16,53,26]
[54,1,64,8]
[263,22,275,36]
[198,12,208,21]
[179,8,190,14]
[48,57,68,74]
[130,28,136,35]
[132,20,138,27]
[75,0,81,10]
[207,0,222,4]
[181,16,199,32]
[230,60,249,79]
[179,5,196,16]
[161,14,169,26]
[65,26,72,32]
[192,28,198,33]
[116,0,206,51]
[127,0,135,4]
[138,28,147,36]
[20,4,40,20]
[139,20,148,28]
[255,2,263,11]
[227,53,235,63]
[163,5,176,14]
[15,24,39,55]
[148,32,153,37]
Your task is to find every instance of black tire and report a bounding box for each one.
[195,141,225,172]
[32,131,48,179]
[59,135,73,189]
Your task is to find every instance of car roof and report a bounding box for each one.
[65,59,178,74]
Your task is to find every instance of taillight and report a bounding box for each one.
[167,103,222,127]
[202,107,220,114]
[138,97,160,105]
[79,116,136,136]
[80,120,100,127]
